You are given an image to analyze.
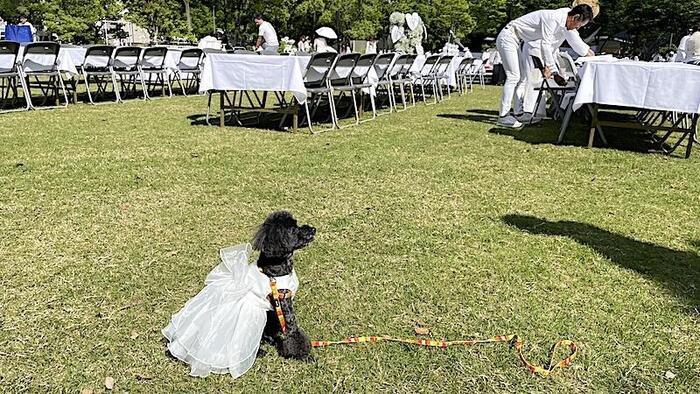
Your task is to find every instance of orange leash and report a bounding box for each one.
[269,282,576,377]
[311,335,577,377]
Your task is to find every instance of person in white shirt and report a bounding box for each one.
[254,14,279,55]
[674,30,693,63]
[515,1,598,124]
[495,5,594,128]
[686,31,700,63]
[18,15,36,42]
[313,36,337,53]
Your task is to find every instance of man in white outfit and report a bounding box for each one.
[674,29,693,63]
[495,5,594,128]
[254,14,279,55]
[516,5,597,124]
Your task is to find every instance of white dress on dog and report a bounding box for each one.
[162,243,299,378]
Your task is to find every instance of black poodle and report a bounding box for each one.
[252,210,315,361]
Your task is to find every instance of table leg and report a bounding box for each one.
[686,115,698,159]
[587,104,597,148]
[292,110,298,133]
[219,91,225,128]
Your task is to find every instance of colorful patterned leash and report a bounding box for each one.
[311,335,577,377]
[269,281,577,377]
[269,278,287,335]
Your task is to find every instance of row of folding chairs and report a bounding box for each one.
[301,52,486,133]
[0,41,208,112]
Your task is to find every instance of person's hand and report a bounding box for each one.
[553,73,568,86]
[586,49,595,57]
[543,66,552,79]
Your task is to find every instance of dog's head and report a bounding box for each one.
[252,211,316,257]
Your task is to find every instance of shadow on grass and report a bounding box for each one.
[187,112,301,132]
[502,214,700,309]
[439,109,670,154]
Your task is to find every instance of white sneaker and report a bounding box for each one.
[496,115,523,128]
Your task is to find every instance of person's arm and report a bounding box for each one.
[565,29,592,57]
[540,13,562,75]
[256,24,264,49]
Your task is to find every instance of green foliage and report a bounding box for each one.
[0,0,698,52]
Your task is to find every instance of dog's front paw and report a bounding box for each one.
[302,353,315,363]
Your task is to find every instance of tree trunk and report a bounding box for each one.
[184,0,192,33]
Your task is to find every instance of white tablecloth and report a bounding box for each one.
[573,60,700,114]
[199,54,311,103]
[410,55,465,87]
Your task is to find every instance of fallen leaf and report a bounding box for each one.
[664,371,676,380]
[414,327,430,335]
[81,389,93,394]
[130,331,139,340]
[105,376,115,390]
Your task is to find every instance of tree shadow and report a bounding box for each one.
[501,214,700,309]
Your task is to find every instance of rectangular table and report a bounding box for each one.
[572,60,700,158]
[199,54,311,132]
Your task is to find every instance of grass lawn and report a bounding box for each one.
[1,87,699,392]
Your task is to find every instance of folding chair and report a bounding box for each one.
[424,55,453,101]
[391,54,418,111]
[140,47,172,99]
[371,53,396,111]
[376,53,408,114]
[335,53,377,125]
[467,59,486,90]
[0,40,30,112]
[171,48,204,96]
[327,53,360,128]
[531,55,576,123]
[455,58,475,94]
[113,46,147,100]
[81,45,120,104]
[21,42,69,110]
[414,55,442,104]
[301,52,338,133]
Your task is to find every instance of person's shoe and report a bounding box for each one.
[496,115,523,128]
[517,112,543,125]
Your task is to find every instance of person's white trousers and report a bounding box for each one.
[496,28,522,117]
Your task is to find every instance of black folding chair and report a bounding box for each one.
[372,53,396,112]
[392,54,418,111]
[113,46,146,100]
[328,53,361,128]
[531,55,576,122]
[455,58,475,94]
[335,53,377,126]
[171,48,204,96]
[0,40,30,112]
[414,55,442,104]
[81,45,120,104]
[140,47,172,99]
[301,52,338,133]
[21,42,69,110]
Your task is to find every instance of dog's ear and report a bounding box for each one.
[252,211,298,256]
